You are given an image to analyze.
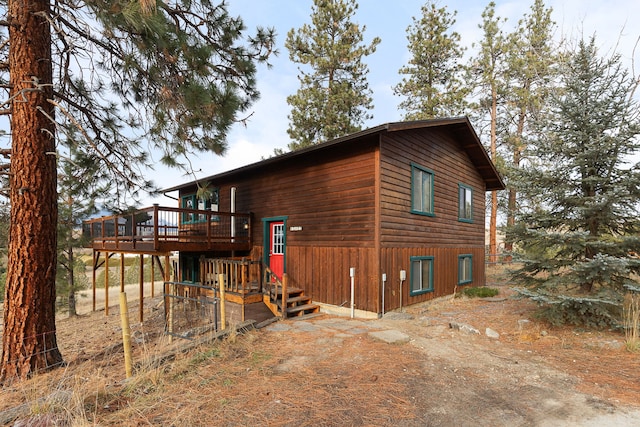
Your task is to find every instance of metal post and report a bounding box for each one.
[382,273,387,316]
[350,267,355,318]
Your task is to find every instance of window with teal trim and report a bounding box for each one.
[181,188,219,224]
[410,256,434,295]
[458,184,473,222]
[411,164,434,216]
[182,255,199,283]
[458,254,472,285]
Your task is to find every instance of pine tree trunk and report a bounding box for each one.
[505,108,526,256]
[489,86,498,264]
[68,246,77,317]
[1,0,63,381]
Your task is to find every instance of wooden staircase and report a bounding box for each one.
[265,286,320,318]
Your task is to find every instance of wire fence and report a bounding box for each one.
[0,287,174,387]
[0,279,227,387]
[163,281,220,340]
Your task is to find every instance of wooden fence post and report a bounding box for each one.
[218,273,226,330]
[119,292,133,378]
[169,282,175,343]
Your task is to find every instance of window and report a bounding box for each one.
[411,164,434,216]
[181,194,197,224]
[410,256,434,295]
[181,188,219,224]
[458,254,473,285]
[182,255,198,283]
[271,223,284,255]
[458,184,473,222]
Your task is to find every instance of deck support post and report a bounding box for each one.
[105,251,110,316]
[92,250,97,312]
[151,255,155,297]
[139,254,144,322]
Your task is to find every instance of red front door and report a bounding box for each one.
[269,221,284,279]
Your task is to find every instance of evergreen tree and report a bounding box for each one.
[0,0,275,380]
[502,0,557,254]
[57,140,106,317]
[467,1,508,264]
[285,0,380,149]
[0,202,8,302]
[394,0,467,119]
[509,37,640,327]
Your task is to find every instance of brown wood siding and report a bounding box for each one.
[380,246,486,311]
[379,128,486,248]
[282,246,379,313]
[181,140,380,311]
[377,128,488,313]
[175,126,492,314]
[181,141,378,250]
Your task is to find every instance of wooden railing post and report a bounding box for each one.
[153,204,159,249]
[282,273,288,319]
[241,257,247,294]
[112,217,118,250]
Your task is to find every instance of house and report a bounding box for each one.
[83,117,504,319]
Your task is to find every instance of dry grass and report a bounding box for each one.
[2,271,640,425]
[623,292,640,351]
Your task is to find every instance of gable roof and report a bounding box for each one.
[162,116,505,194]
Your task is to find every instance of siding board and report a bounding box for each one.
[174,123,493,315]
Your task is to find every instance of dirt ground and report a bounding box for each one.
[1,281,640,426]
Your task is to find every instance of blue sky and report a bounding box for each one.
[148,0,640,206]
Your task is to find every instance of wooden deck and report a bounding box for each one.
[82,205,252,253]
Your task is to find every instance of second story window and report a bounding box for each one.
[181,188,220,224]
[458,183,473,222]
[411,163,434,216]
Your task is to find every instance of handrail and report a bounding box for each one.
[82,205,252,250]
[263,263,287,318]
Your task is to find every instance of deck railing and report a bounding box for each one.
[82,205,251,250]
[200,258,263,295]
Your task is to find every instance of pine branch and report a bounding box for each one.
[46,98,138,188]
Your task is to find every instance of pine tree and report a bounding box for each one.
[57,140,106,317]
[509,37,640,327]
[285,0,380,149]
[0,0,275,381]
[394,0,467,119]
[502,0,557,254]
[468,1,508,264]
